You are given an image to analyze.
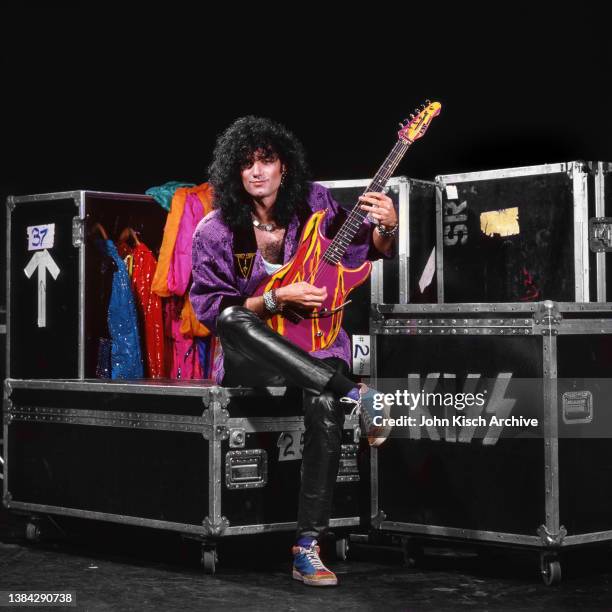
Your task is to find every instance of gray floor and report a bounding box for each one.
[2,514,612,611]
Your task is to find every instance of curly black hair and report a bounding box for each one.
[207,116,311,230]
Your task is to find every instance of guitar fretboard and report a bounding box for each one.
[323,137,411,265]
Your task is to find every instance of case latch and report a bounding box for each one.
[229,428,246,448]
[72,216,84,247]
[589,217,612,252]
[534,300,561,329]
[562,390,593,424]
[225,449,268,490]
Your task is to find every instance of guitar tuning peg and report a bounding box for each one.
[409,114,415,120]
[425,99,431,105]
[398,122,404,128]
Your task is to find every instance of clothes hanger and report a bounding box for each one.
[92,222,109,241]
[117,227,141,278]
[118,227,141,246]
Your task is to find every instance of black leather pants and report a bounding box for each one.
[217,306,348,540]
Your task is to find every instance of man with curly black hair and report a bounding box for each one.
[190,116,398,586]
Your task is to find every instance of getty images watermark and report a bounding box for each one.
[365,376,612,444]
[372,387,538,429]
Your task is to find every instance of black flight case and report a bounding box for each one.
[369,301,612,585]
[435,161,612,303]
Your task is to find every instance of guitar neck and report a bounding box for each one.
[323,138,411,264]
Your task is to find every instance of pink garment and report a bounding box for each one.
[162,188,211,379]
[167,192,205,296]
[163,296,203,380]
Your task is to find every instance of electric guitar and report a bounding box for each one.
[253,101,442,352]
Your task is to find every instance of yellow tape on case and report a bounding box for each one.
[480,207,520,237]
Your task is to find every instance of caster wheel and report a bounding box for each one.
[201,548,218,575]
[401,537,424,568]
[25,522,41,542]
[540,554,562,586]
[335,537,349,561]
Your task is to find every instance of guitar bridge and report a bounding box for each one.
[280,300,353,322]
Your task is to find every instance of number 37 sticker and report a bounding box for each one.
[27,224,55,251]
[277,431,304,461]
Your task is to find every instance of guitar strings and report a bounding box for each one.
[307,136,412,288]
[329,139,409,254]
[310,138,410,287]
[324,138,410,262]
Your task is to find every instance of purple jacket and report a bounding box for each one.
[190,182,391,383]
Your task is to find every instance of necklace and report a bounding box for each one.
[252,214,278,232]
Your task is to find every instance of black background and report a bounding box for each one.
[2,8,611,297]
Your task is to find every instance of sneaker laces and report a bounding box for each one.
[302,543,326,570]
[340,396,361,417]
[340,383,367,417]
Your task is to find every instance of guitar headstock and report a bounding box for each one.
[398,100,441,143]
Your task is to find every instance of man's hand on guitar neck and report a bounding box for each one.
[359,191,398,257]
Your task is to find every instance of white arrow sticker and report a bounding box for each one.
[24,249,61,328]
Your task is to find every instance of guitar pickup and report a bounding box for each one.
[282,308,303,324]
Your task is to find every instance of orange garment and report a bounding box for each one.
[152,183,214,297]
[180,296,209,338]
[152,189,187,297]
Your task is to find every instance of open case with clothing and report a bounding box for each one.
[6,190,168,380]
[3,189,362,573]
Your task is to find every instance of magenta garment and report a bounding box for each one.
[168,192,205,296]
[163,297,203,380]
[190,182,393,384]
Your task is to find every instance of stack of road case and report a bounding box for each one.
[3,189,364,572]
[370,161,612,585]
